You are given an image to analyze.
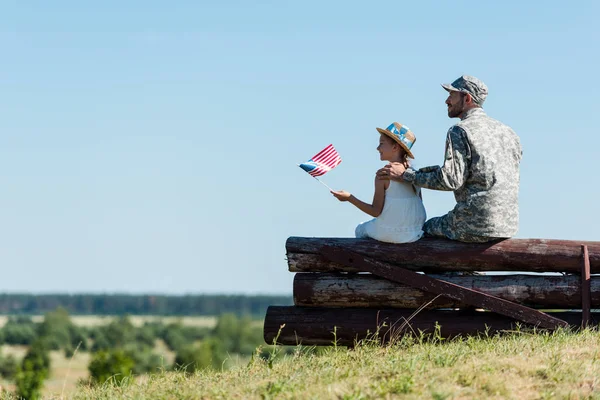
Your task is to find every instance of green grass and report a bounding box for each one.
[2,324,599,398]
[28,327,595,399]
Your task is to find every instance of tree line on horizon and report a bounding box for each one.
[0,294,292,317]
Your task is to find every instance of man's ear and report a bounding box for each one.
[463,93,474,106]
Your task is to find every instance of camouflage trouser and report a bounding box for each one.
[425,216,491,277]
[423,216,505,244]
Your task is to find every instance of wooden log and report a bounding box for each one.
[320,246,568,329]
[286,237,600,273]
[264,306,598,346]
[294,273,600,309]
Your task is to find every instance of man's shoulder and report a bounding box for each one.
[446,124,468,139]
[456,110,515,133]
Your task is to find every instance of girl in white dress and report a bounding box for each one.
[331,122,426,243]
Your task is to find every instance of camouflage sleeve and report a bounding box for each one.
[403,126,471,191]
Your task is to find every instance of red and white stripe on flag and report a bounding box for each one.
[308,144,342,176]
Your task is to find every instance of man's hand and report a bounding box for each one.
[376,162,407,181]
[330,190,352,201]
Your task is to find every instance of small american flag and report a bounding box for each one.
[299,144,342,177]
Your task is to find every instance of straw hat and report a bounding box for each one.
[376,122,416,159]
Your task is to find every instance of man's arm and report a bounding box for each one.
[402,126,471,191]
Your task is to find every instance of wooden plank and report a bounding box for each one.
[320,246,569,330]
[294,273,597,309]
[582,245,591,327]
[286,237,600,273]
[264,306,595,346]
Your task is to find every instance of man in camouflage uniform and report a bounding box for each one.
[377,75,522,243]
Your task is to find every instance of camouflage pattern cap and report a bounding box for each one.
[442,75,488,105]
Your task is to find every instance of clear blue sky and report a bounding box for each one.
[0,1,598,294]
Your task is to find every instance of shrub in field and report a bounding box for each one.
[212,313,239,351]
[162,326,187,351]
[236,318,265,354]
[0,353,18,379]
[213,313,263,355]
[91,316,137,351]
[2,316,37,345]
[140,321,166,338]
[161,322,210,352]
[69,324,89,351]
[89,328,110,351]
[174,337,226,373]
[37,308,71,350]
[15,339,51,400]
[127,346,164,374]
[113,342,164,374]
[88,317,164,376]
[37,307,88,352]
[135,325,157,348]
[88,349,135,385]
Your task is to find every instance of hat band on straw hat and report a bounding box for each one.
[386,123,414,151]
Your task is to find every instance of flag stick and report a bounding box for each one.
[297,164,335,191]
[313,176,333,191]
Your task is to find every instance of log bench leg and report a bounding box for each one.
[582,245,591,328]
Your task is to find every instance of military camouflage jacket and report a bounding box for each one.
[403,108,522,239]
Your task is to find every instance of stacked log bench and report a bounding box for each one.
[264,237,600,346]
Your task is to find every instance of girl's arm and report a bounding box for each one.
[331,178,388,218]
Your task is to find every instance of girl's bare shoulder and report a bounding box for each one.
[373,176,390,191]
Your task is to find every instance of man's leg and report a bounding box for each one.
[422,216,448,239]
[424,216,502,243]
[423,216,488,276]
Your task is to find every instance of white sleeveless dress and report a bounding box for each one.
[355,181,426,243]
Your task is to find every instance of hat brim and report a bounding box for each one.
[441,83,460,92]
[376,127,415,159]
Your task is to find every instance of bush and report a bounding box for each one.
[88,349,135,385]
[2,317,37,345]
[161,322,210,352]
[91,316,136,352]
[212,313,263,354]
[174,337,226,373]
[236,317,264,354]
[69,324,89,351]
[88,317,164,378]
[37,308,71,350]
[128,348,164,374]
[0,353,18,379]
[162,325,186,351]
[135,325,157,349]
[15,340,51,400]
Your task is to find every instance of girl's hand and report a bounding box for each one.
[330,190,352,202]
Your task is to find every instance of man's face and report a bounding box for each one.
[445,90,466,118]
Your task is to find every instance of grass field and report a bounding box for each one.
[52,327,600,399]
